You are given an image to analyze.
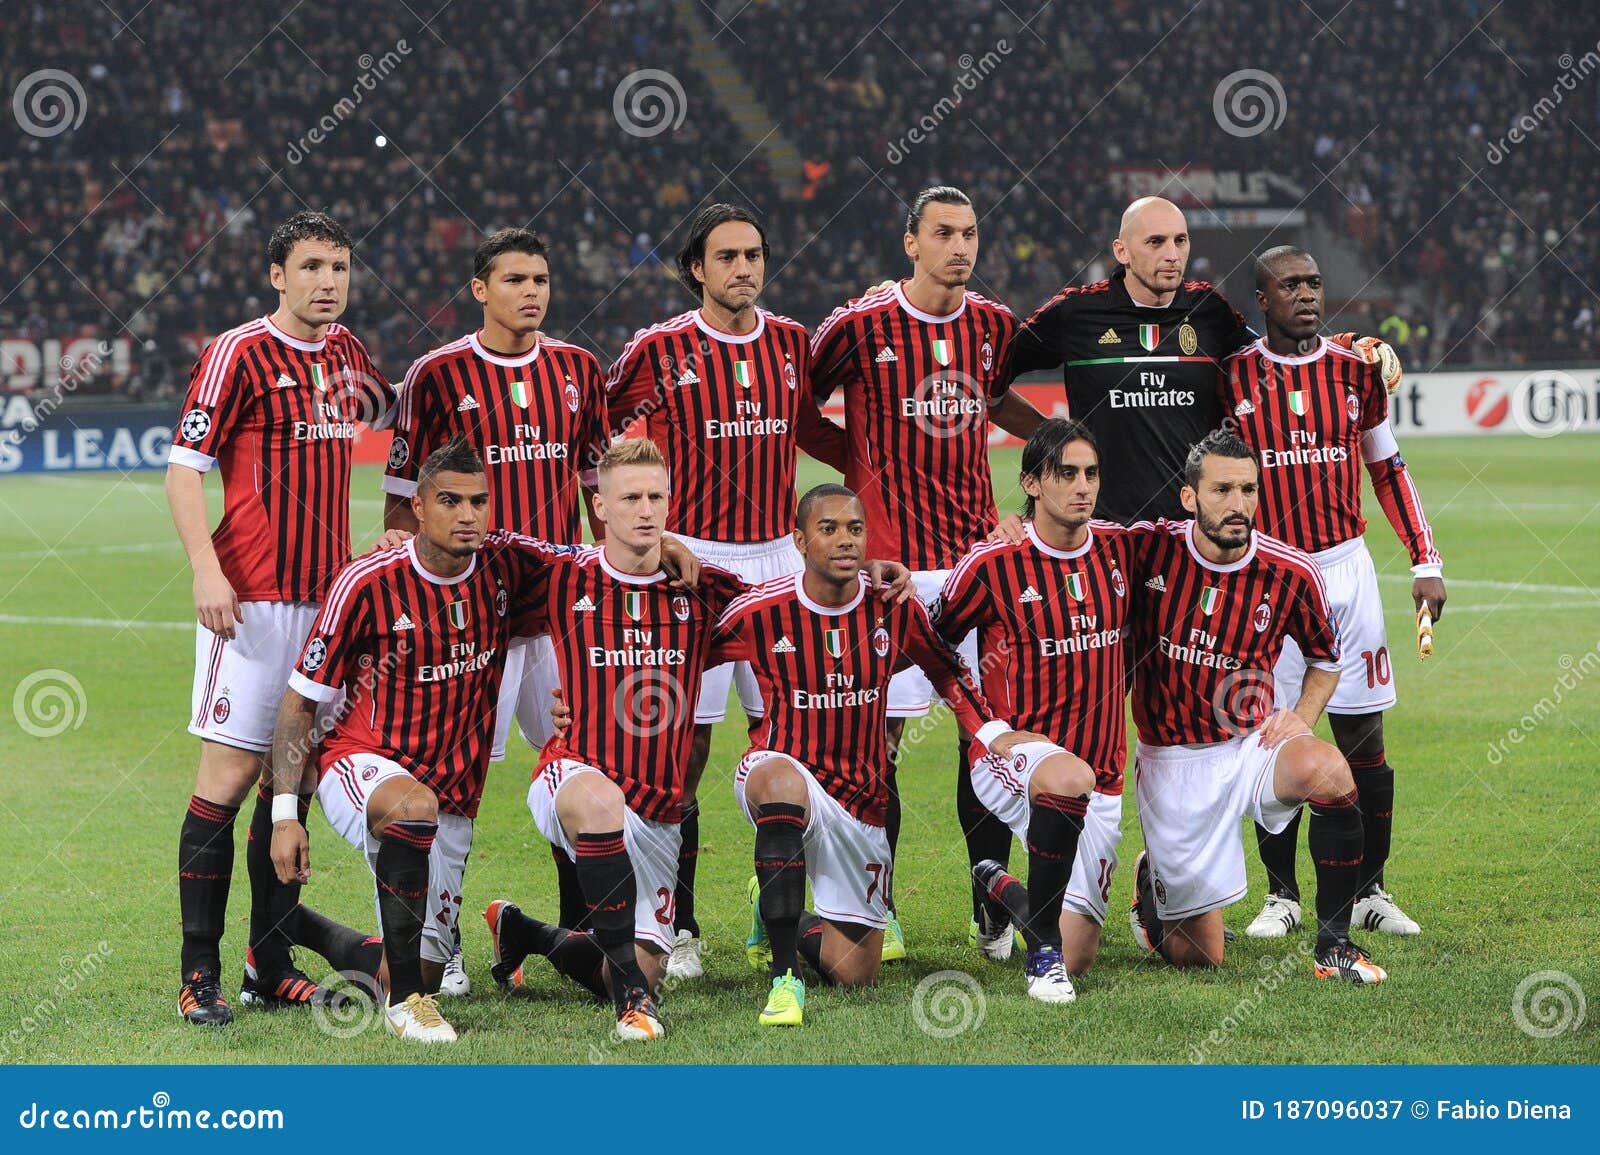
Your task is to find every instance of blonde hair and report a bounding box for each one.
[596,437,667,477]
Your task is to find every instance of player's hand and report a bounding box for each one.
[194,568,243,640]
[660,535,703,588]
[1255,709,1311,749]
[987,729,1054,759]
[270,820,311,885]
[372,528,412,551]
[988,514,1026,544]
[866,560,915,604]
[548,687,573,743]
[1332,331,1403,394]
[1413,576,1446,621]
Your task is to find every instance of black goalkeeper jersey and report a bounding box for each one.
[1003,267,1254,524]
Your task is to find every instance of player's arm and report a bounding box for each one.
[1360,414,1446,619]
[987,387,1046,439]
[166,463,240,639]
[267,687,319,884]
[579,360,609,540]
[707,599,757,666]
[1260,563,1345,746]
[997,291,1067,389]
[928,546,993,644]
[901,600,1046,757]
[381,354,440,533]
[602,329,663,438]
[802,309,859,473]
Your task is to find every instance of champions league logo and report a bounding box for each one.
[180,409,211,442]
[302,637,328,672]
[387,436,410,470]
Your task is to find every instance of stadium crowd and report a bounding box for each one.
[1,0,1591,394]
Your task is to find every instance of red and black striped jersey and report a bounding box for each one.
[382,331,608,543]
[1002,268,1253,524]
[168,315,396,603]
[1126,519,1340,747]
[934,520,1134,794]
[711,572,999,825]
[521,549,747,822]
[290,532,577,818]
[812,282,1017,570]
[604,308,844,544]
[1221,337,1441,567]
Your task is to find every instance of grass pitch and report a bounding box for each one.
[2,437,1596,1064]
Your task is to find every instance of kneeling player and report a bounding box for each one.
[268,438,578,1041]
[934,420,1131,997]
[712,485,1049,1023]
[1124,431,1385,982]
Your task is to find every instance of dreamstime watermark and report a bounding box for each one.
[886,40,1012,164]
[1487,44,1600,164]
[1209,668,1275,738]
[0,941,112,1062]
[12,69,87,137]
[906,369,989,440]
[911,969,985,1037]
[1188,939,1316,1062]
[0,340,115,457]
[1485,642,1600,765]
[1212,69,1286,138]
[308,969,386,1039]
[285,41,412,164]
[613,69,687,138]
[1510,369,1590,438]
[1512,970,1586,1038]
[13,668,88,738]
[17,1092,283,1132]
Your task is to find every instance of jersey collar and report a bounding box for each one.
[1183,519,1257,573]
[1026,519,1094,560]
[793,570,866,616]
[407,537,478,585]
[469,330,542,367]
[892,280,967,324]
[262,314,327,352]
[1252,335,1327,365]
[597,548,665,585]
[693,307,765,345]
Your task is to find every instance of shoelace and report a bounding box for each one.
[411,994,446,1027]
[188,973,224,1002]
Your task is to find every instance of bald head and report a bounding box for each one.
[1112,197,1190,305]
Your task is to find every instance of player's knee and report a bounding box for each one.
[560,773,626,833]
[368,779,438,837]
[196,741,267,806]
[1060,911,1102,976]
[1309,743,1355,799]
[745,759,807,808]
[1032,752,1095,800]
[831,949,881,987]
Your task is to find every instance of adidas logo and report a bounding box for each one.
[275,373,295,389]
[1018,585,1043,604]
[572,595,596,612]
[1098,328,1119,345]
[392,613,414,631]
[457,395,480,412]
[1145,575,1166,593]
[1234,398,1255,416]
[771,636,796,654]
[676,369,700,386]
[875,346,898,363]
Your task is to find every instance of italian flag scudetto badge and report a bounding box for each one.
[732,360,754,388]
[930,338,952,366]
[624,591,643,621]
[1199,586,1221,615]
[1287,390,1307,416]
[510,379,529,407]
[824,628,844,658]
[310,363,328,391]
[1138,324,1160,351]
[1065,572,1086,600]
[447,600,469,629]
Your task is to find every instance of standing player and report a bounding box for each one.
[711,484,1059,1023]
[381,227,609,990]
[267,437,580,1042]
[604,203,846,979]
[166,211,395,1025]
[1222,248,1445,939]
[489,438,746,1042]
[811,186,1046,960]
[933,420,1133,987]
[1124,431,1386,982]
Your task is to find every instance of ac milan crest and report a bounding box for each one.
[673,595,690,622]
[1253,601,1272,632]
[1346,393,1360,423]
[1111,566,1126,599]
[872,626,890,658]
[565,379,581,412]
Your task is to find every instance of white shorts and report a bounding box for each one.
[1133,734,1301,921]
[888,569,978,717]
[317,752,474,965]
[492,635,562,760]
[190,601,325,752]
[679,534,803,723]
[526,758,683,952]
[1275,537,1394,715]
[970,741,1124,924]
[733,750,891,929]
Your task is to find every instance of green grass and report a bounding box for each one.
[1,438,1597,1064]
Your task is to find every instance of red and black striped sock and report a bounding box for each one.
[1349,752,1393,894]
[179,795,239,977]
[754,802,807,978]
[246,786,310,976]
[958,749,1013,922]
[673,801,701,937]
[1024,792,1088,951]
[1255,808,1303,900]
[795,911,829,983]
[375,819,435,1003]
[574,830,644,1006]
[1308,791,1364,949]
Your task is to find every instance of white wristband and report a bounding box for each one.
[974,720,1011,749]
[271,793,300,824]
